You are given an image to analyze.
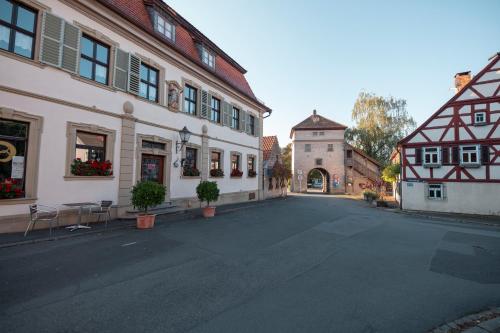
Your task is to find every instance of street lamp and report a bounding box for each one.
[176,126,191,154]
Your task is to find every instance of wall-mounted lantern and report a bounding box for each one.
[176,126,191,153]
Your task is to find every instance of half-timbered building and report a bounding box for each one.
[399,53,500,215]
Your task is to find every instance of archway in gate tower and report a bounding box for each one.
[307,168,330,193]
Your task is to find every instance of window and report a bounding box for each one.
[231,154,240,170]
[474,112,486,125]
[423,147,441,166]
[79,35,109,85]
[327,144,333,152]
[248,156,255,172]
[75,131,106,162]
[346,150,352,158]
[249,115,255,135]
[185,147,197,169]
[0,118,28,199]
[319,132,325,136]
[211,151,221,170]
[201,47,215,68]
[210,97,220,123]
[312,132,318,136]
[305,144,311,152]
[155,13,174,41]
[315,158,323,166]
[139,63,158,102]
[183,85,197,115]
[0,0,36,59]
[268,177,273,190]
[460,145,480,166]
[142,140,165,150]
[231,107,240,130]
[427,184,444,200]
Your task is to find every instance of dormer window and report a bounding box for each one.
[202,47,215,69]
[154,12,174,41]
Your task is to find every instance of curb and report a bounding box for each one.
[429,307,500,333]
[389,209,500,228]
[0,197,287,248]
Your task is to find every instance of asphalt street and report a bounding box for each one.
[1,194,499,333]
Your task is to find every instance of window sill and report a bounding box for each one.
[181,175,201,179]
[423,164,441,168]
[0,197,38,205]
[230,176,243,179]
[459,163,481,168]
[135,95,161,106]
[209,176,224,179]
[473,122,487,126]
[64,175,115,181]
[70,75,117,92]
[0,49,45,68]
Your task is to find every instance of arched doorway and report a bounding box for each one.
[307,168,330,193]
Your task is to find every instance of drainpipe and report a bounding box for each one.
[398,147,403,210]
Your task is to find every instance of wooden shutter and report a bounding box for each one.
[246,112,252,134]
[113,48,129,91]
[222,102,230,126]
[442,147,449,165]
[200,90,209,118]
[240,110,246,132]
[415,148,422,165]
[481,145,490,164]
[451,146,460,165]
[39,12,64,67]
[254,115,260,137]
[61,21,80,73]
[128,54,141,95]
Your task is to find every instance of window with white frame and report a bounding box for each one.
[460,145,480,166]
[305,144,311,152]
[474,112,486,125]
[155,13,174,41]
[427,184,444,200]
[312,132,318,136]
[423,147,440,166]
[201,47,215,69]
[319,132,325,136]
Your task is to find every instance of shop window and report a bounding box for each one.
[0,118,28,199]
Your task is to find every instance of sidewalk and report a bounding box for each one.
[429,307,500,333]
[390,209,500,228]
[0,197,287,248]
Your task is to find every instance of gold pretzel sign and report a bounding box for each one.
[0,140,17,163]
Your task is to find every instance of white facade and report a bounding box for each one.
[0,0,269,232]
[400,54,500,216]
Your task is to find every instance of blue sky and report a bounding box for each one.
[168,0,500,146]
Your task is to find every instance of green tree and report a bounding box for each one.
[382,163,401,183]
[281,143,292,171]
[345,92,416,165]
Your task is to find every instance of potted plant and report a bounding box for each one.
[183,165,200,177]
[131,180,166,229]
[196,181,220,218]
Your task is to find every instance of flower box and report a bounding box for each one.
[230,169,243,177]
[183,165,200,177]
[0,178,24,199]
[71,159,113,176]
[210,169,224,178]
[248,170,257,178]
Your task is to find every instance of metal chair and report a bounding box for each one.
[88,201,113,229]
[25,204,59,237]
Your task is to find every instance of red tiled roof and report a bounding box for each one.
[346,143,382,167]
[95,0,269,111]
[290,111,347,138]
[262,136,278,161]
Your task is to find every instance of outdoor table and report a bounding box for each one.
[63,202,99,231]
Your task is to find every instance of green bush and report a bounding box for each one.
[131,181,166,214]
[196,181,220,207]
[382,163,401,183]
[362,190,379,201]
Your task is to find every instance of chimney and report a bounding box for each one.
[454,71,472,93]
[313,109,317,115]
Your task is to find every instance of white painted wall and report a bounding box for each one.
[402,181,500,216]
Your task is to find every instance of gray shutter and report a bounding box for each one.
[424,183,429,200]
[442,184,447,200]
[222,102,230,126]
[246,112,252,134]
[61,21,80,73]
[39,12,64,67]
[207,93,213,121]
[128,54,141,95]
[200,90,209,118]
[254,115,260,137]
[113,48,129,91]
[240,110,246,133]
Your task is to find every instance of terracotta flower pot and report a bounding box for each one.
[136,214,155,229]
[202,206,216,218]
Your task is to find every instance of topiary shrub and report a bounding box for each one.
[131,181,166,214]
[196,181,220,207]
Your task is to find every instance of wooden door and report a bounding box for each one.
[141,154,164,184]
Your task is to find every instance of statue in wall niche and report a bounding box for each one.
[167,81,182,111]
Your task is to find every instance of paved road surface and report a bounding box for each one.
[1,194,499,333]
